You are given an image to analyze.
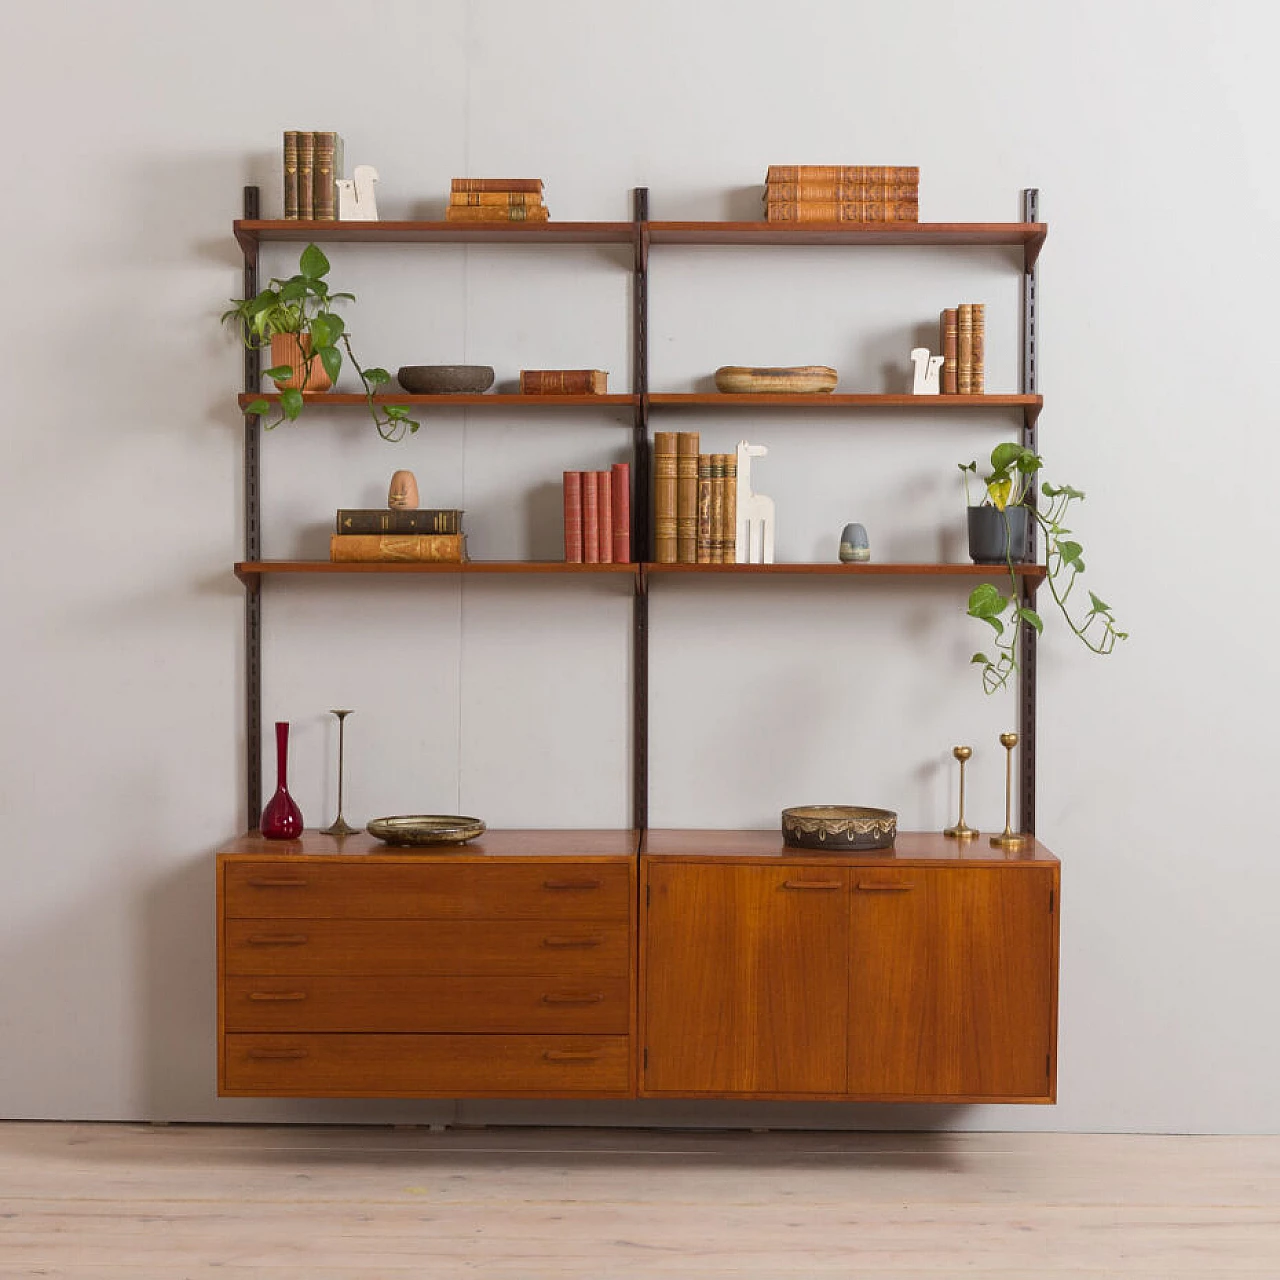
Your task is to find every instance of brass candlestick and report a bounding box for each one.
[990,731,1028,850]
[321,709,358,838]
[943,745,979,839]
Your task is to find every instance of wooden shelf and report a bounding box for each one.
[234,219,637,255]
[238,392,638,410]
[645,562,1046,584]
[650,392,1042,427]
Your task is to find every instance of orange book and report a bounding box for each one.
[449,191,544,208]
[676,432,700,563]
[596,471,613,565]
[722,451,738,565]
[765,165,919,184]
[940,308,958,395]
[611,462,631,563]
[451,177,544,193]
[520,369,608,395]
[563,471,583,563]
[329,534,465,562]
[696,454,712,564]
[957,305,974,395]
[765,199,918,223]
[582,473,600,564]
[653,432,679,563]
[445,204,550,223]
[764,181,918,203]
[971,303,985,395]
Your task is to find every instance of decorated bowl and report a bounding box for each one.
[781,805,897,851]
[365,815,487,847]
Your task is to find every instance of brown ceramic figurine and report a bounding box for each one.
[388,469,419,509]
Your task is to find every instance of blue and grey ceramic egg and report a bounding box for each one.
[838,522,870,563]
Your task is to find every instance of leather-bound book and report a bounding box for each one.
[337,508,462,535]
[765,165,919,184]
[596,471,613,564]
[445,205,550,223]
[940,308,958,395]
[582,470,600,564]
[676,431,701,563]
[283,131,299,219]
[520,369,608,395]
[696,454,712,564]
[764,180,918,203]
[611,462,631,563]
[449,191,544,208]
[312,132,343,220]
[653,432,679,563]
[329,534,465,562]
[765,199,918,223]
[709,454,726,563]
[971,303,985,395]
[722,451,737,565]
[562,472,583,563]
[296,132,314,220]
[451,178,544,194]
[957,304,974,396]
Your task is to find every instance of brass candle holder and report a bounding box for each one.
[321,709,358,838]
[989,731,1028,850]
[943,745,979,839]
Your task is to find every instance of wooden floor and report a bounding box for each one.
[1,1123,1278,1277]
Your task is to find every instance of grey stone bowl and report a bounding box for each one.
[396,365,495,394]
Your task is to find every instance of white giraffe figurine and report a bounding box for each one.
[735,440,775,564]
[910,347,944,394]
[337,165,380,221]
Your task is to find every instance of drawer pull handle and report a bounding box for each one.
[541,992,606,1005]
[855,881,916,892]
[247,1048,309,1061]
[541,935,604,949]
[542,878,603,891]
[782,880,842,891]
[543,1050,601,1063]
[247,991,308,1002]
[246,877,309,888]
[246,934,310,946]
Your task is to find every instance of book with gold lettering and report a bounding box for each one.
[520,369,608,395]
[653,432,679,563]
[330,534,466,562]
[940,308,958,395]
[676,431,700,563]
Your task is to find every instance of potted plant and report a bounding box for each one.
[222,243,419,442]
[959,442,1127,694]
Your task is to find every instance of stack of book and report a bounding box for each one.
[653,433,739,564]
[938,304,986,394]
[446,178,549,223]
[521,369,608,395]
[763,165,919,223]
[330,507,466,562]
[283,131,344,220]
[563,464,630,563]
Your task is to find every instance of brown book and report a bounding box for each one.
[312,132,343,221]
[329,533,465,562]
[676,432,700,563]
[282,131,299,219]
[451,178,544,193]
[765,199,918,223]
[709,454,726,564]
[971,303,985,395]
[957,304,974,395]
[765,165,919,184]
[445,205,550,223]
[596,471,613,565]
[764,181,918,203]
[296,132,314,220]
[582,472,600,564]
[611,462,631,563]
[696,454,712,564]
[520,369,608,395]
[653,432,679,564]
[940,308,958,395]
[449,191,544,208]
[562,472,583,563]
[336,508,462,535]
[722,451,738,565]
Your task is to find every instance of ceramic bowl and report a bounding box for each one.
[714,365,838,394]
[365,815,487,847]
[781,805,897,851]
[396,365,495,394]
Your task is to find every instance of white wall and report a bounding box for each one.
[1,0,1275,1132]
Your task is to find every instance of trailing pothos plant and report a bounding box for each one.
[959,442,1127,695]
[222,243,419,441]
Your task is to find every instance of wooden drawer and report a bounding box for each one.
[224,918,629,977]
[224,861,631,921]
[223,1034,631,1097]
[224,974,629,1034]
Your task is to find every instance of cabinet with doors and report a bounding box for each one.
[218,186,1056,1103]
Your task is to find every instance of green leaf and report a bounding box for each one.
[363,366,391,384]
[309,315,336,348]
[318,345,342,383]
[958,461,977,474]
[280,388,304,419]
[1018,607,1044,634]
[263,365,293,383]
[991,442,1034,474]
[1088,591,1111,615]
[1058,539,1083,567]
[299,244,330,279]
[246,398,270,416]
[967,582,1008,618]
[971,652,992,665]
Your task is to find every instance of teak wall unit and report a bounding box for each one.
[220,186,1057,1104]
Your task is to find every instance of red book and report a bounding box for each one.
[562,471,583,563]
[611,462,631,562]
[595,471,613,564]
[581,471,600,564]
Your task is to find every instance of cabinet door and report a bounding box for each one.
[847,866,1056,1100]
[643,863,849,1095]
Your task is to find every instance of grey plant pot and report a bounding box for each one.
[967,505,1031,565]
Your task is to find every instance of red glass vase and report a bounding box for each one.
[260,720,304,839]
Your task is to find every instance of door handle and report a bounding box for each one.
[540,936,604,949]
[245,934,310,946]
[782,880,842,890]
[854,881,915,892]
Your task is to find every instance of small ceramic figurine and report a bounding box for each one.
[910,347,944,395]
[387,469,419,509]
[838,522,870,563]
[337,165,379,221]
[734,440,775,564]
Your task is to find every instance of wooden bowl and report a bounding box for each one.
[715,365,838,394]
[396,365,495,394]
[781,805,897,851]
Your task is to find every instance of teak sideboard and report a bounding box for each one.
[220,188,1058,1105]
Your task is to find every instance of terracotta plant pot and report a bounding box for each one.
[967,505,1031,564]
[270,332,333,393]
